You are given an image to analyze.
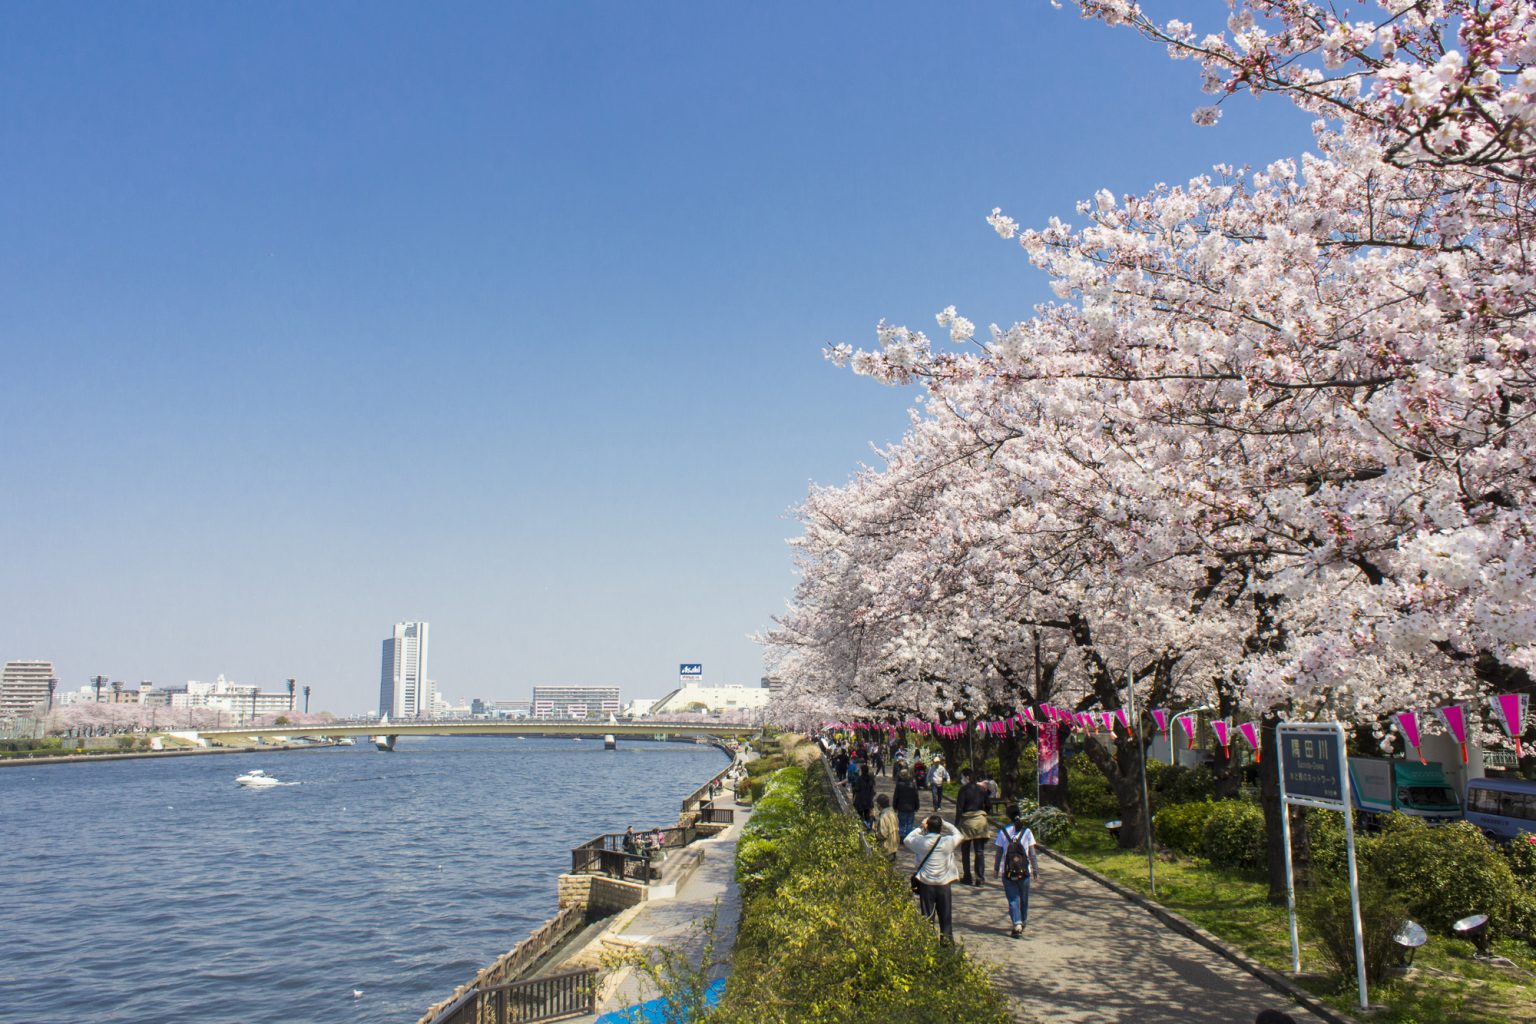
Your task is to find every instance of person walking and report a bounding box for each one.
[904,814,963,941]
[892,768,921,838]
[872,744,886,777]
[913,757,928,790]
[846,753,862,790]
[852,766,876,827]
[833,746,850,782]
[928,758,950,809]
[953,768,991,886]
[874,793,901,862]
[993,804,1040,938]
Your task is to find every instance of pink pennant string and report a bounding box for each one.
[1438,705,1469,764]
[1492,693,1530,758]
[1151,708,1170,736]
[1395,710,1425,763]
[1212,718,1232,757]
[1178,713,1198,750]
[1237,721,1260,762]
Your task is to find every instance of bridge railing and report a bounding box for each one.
[427,967,597,1024]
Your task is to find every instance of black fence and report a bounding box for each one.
[570,824,700,881]
[429,967,597,1024]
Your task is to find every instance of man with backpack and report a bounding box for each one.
[992,804,1040,938]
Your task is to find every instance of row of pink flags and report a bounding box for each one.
[826,692,1531,765]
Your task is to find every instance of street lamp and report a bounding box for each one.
[1169,705,1214,766]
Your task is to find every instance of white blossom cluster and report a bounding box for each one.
[764,2,1536,752]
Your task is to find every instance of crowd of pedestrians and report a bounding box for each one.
[825,734,1039,944]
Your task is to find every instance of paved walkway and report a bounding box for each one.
[862,767,1329,1024]
[557,774,753,1023]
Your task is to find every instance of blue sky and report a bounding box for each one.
[0,2,1315,712]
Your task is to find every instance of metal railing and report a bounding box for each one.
[570,824,699,880]
[429,967,597,1024]
[697,801,735,825]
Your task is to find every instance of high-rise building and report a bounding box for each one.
[379,622,431,720]
[531,685,619,719]
[0,661,56,720]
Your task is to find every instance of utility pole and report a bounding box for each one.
[303,685,311,714]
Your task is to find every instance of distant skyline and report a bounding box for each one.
[1,2,1319,712]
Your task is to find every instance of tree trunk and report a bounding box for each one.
[1259,715,1288,904]
[1083,731,1152,850]
[997,729,1023,802]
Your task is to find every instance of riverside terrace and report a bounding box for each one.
[191,718,759,750]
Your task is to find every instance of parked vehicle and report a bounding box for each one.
[1347,757,1461,824]
[1465,776,1536,841]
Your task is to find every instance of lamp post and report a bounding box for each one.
[1169,705,1214,766]
[1124,666,1156,896]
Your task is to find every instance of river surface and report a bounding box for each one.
[0,736,727,1024]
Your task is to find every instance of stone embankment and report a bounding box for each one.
[416,743,748,1024]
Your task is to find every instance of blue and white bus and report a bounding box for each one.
[1464,777,1536,841]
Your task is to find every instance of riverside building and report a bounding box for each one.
[0,660,56,721]
[531,685,619,719]
[380,621,434,720]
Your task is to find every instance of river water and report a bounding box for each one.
[0,736,727,1024]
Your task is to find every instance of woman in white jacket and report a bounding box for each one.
[903,814,963,940]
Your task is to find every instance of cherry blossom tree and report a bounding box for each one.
[767,3,1536,877]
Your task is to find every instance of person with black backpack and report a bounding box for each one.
[992,804,1040,938]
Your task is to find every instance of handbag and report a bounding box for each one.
[909,832,941,895]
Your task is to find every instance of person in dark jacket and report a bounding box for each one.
[852,767,877,826]
[953,768,991,885]
[892,768,921,838]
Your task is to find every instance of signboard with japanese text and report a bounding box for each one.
[1279,725,1346,809]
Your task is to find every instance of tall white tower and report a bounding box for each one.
[379,622,430,720]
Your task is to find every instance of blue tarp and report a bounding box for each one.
[594,978,726,1024]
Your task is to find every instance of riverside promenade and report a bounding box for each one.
[865,770,1331,1024]
[549,760,755,1023]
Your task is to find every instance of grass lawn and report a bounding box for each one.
[1054,820,1536,1024]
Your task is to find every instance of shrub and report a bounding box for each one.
[1154,800,1220,857]
[1012,800,1074,844]
[718,804,1011,1024]
[1201,800,1266,871]
[1065,754,1120,819]
[1501,831,1536,881]
[1368,816,1524,938]
[1148,761,1217,808]
[1298,882,1408,986]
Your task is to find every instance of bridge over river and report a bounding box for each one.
[191,718,759,751]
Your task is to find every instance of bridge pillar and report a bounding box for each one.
[373,734,397,752]
[604,734,617,750]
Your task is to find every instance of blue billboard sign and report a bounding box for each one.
[679,664,703,678]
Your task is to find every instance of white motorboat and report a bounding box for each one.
[235,769,283,789]
[335,737,356,746]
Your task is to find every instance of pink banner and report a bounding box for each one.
[1212,718,1231,756]
[1237,721,1260,762]
[1151,708,1170,736]
[1395,710,1424,763]
[1438,704,1469,764]
[1178,712,1198,749]
[1116,707,1132,737]
[1100,711,1115,732]
[1492,693,1530,757]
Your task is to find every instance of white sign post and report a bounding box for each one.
[1277,720,1368,1010]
